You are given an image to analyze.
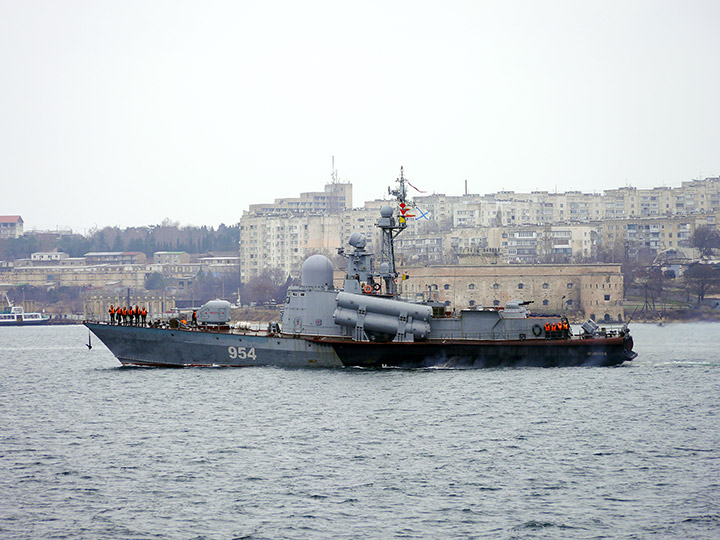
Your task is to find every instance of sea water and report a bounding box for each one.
[0,323,718,539]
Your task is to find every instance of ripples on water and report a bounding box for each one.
[1,324,718,539]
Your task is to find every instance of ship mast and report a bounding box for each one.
[378,167,412,296]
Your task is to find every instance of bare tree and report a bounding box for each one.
[683,263,720,304]
[644,267,666,313]
[244,268,291,305]
[622,259,641,297]
[691,225,720,259]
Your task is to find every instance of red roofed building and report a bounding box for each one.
[0,216,23,239]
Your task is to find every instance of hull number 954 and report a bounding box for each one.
[228,346,257,360]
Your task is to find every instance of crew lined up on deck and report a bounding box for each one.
[108,304,148,326]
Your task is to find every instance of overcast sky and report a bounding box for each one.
[1,0,718,233]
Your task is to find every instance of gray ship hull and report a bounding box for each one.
[86,323,344,368]
[86,323,635,368]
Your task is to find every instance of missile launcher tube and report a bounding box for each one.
[333,307,431,340]
[335,292,432,321]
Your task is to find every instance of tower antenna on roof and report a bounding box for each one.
[331,155,338,184]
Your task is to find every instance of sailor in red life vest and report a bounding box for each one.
[108,305,115,324]
[141,306,147,326]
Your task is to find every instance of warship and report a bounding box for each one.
[85,170,636,368]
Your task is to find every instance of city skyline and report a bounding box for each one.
[10,171,720,235]
[2,0,719,232]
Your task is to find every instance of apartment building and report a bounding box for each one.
[247,182,352,215]
[598,214,703,260]
[498,224,596,262]
[416,177,720,228]
[85,252,147,265]
[31,251,70,263]
[397,223,597,265]
[154,251,191,265]
[240,182,366,280]
[602,178,720,218]
[239,213,343,280]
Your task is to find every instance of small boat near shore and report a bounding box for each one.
[1,294,50,326]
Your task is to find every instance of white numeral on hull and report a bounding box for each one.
[227,346,257,360]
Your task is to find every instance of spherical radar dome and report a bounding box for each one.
[380,205,394,218]
[301,254,334,288]
[348,232,366,249]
